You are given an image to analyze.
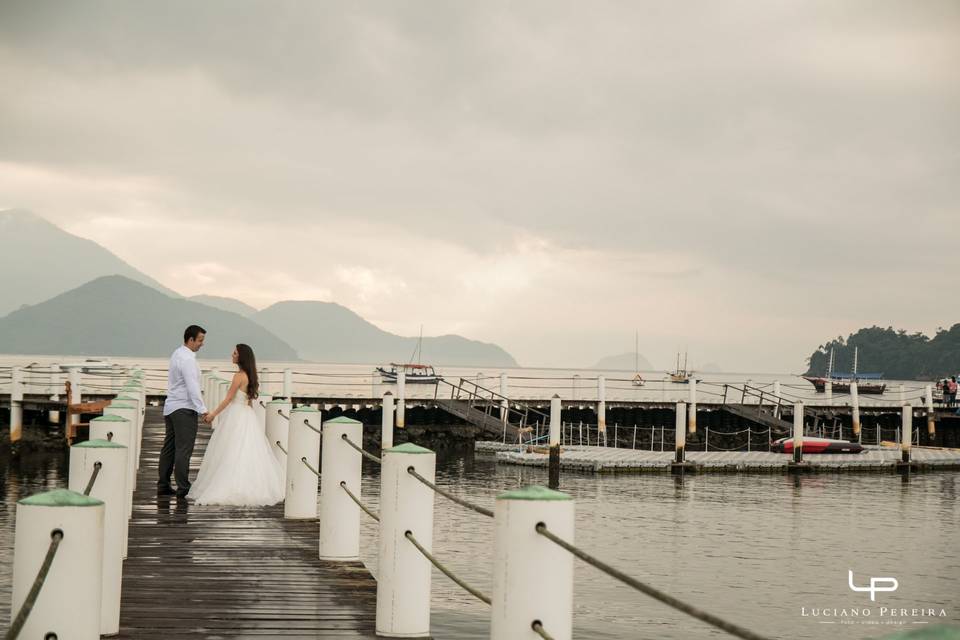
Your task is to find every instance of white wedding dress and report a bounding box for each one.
[187,390,285,506]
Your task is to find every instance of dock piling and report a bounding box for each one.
[926,385,935,437]
[397,370,406,428]
[283,368,293,399]
[851,382,861,441]
[285,406,322,520]
[688,378,697,434]
[900,404,912,465]
[597,376,606,444]
[673,401,686,465]
[318,417,362,560]
[382,391,395,449]
[10,365,23,442]
[549,395,562,489]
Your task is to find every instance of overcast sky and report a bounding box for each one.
[1,1,957,372]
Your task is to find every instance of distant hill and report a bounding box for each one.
[591,352,654,371]
[0,275,298,361]
[0,209,179,317]
[253,300,518,366]
[188,295,258,317]
[805,325,960,380]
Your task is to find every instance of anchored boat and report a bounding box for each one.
[803,346,886,394]
[377,325,443,384]
[770,436,864,454]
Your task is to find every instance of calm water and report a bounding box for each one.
[3,441,957,639]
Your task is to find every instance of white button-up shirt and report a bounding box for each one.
[163,345,208,416]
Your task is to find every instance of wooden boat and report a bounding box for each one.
[771,436,864,454]
[803,347,886,394]
[667,352,695,384]
[632,331,645,386]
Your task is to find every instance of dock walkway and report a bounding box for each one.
[117,408,378,639]
[477,441,960,472]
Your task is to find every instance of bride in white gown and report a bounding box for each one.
[187,344,285,506]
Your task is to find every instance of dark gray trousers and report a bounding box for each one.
[158,408,198,494]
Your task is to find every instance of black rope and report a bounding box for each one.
[339,482,379,522]
[407,467,493,518]
[83,463,103,496]
[5,529,64,640]
[300,457,321,478]
[404,530,491,605]
[277,410,290,420]
[304,419,322,435]
[276,441,288,455]
[535,523,772,640]
[340,434,381,464]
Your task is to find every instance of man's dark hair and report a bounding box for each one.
[184,325,206,343]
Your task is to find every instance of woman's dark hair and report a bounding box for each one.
[236,344,259,401]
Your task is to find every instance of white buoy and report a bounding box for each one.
[901,404,912,464]
[283,368,293,399]
[381,391,395,450]
[12,489,104,639]
[926,385,935,437]
[69,439,128,635]
[792,403,804,464]
[850,382,861,440]
[266,399,293,480]
[253,392,273,433]
[688,378,697,434]
[376,443,436,637]
[674,401,686,463]
[10,365,23,442]
[284,406,322,520]
[99,409,137,523]
[397,370,406,428]
[550,395,562,446]
[319,416,363,560]
[491,486,574,640]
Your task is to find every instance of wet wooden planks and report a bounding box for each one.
[117,408,377,638]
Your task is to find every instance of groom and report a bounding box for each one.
[158,324,210,499]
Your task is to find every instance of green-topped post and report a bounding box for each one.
[491,486,574,640]
[110,393,143,470]
[12,489,105,639]
[319,416,362,560]
[91,413,136,526]
[267,398,293,484]
[376,443,436,638]
[69,439,128,634]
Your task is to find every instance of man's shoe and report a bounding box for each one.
[157,486,176,496]
[176,490,190,500]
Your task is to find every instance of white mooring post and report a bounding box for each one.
[792,403,804,464]
[113,392,143,470]
[12,489,104,639]
[67,365,82,433]
[284,406,322,519]
[381,391,395,450]
[550,395,562,446]
[901,404,912,464]
[209,367,221,397]
[376,443,436,638]
[674,401,686,463]
[772,380,782,418]
[283,368,293,399]
[319,416,363,560]
[926,385,935,437]
[100,408,137,522]
[253,392,273,433]
[396,370,406,428]
[850,382,861,440]
[899,384,906,407]
[824,379,832,406]
[491,486,574,640]
[218,380,230,413]
[48,363,62,425]
[688,378,697,434]
[69,439,128,635]
[500,373,508,423]
[266,399,293,484]
[597,376,606,442]
[10,365,23,443]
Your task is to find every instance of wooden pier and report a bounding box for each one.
[117,408,378,639]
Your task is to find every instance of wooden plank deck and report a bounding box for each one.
[117,408,378,638]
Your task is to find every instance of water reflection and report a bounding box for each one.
[2,444,958,638]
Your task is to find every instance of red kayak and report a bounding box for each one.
[771,436,864,454]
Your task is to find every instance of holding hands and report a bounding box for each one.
[202,412,215,425]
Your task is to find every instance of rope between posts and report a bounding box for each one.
[531,620,555,640]
[4,529,63,640]
[340,434,381,464]
[83,462,103,496]
[277,410,290,420]
[535,523,772,640]
[276,441,288,455]
[304,419,322,435]
[407,467,493,518]
[339,482,379,522]
[403,530,491,605]
[301,457,321,478]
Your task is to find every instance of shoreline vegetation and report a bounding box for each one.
[806,325,960,381]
